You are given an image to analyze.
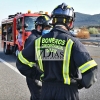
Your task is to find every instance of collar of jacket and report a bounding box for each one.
[31,29,42,36]
[51,26,74,37]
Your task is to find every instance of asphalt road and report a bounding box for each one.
[0,39,100,100]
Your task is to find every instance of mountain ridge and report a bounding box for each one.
[74,12,100,27]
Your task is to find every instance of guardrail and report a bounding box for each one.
[90,34,100,37]
[79,38,100,46]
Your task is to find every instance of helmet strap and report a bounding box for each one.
[36,25,43,32]
[65,23,70,31]
[66,21,74,30]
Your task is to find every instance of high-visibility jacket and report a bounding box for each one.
[16,26,98,88]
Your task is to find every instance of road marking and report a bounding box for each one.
[0,58,25,78]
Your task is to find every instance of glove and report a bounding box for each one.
[77,80,84,89]
[35,79,42,87]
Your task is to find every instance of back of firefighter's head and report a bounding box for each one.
[51,3,75,30]
[35,14,52,33]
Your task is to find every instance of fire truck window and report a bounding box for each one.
[24,16,37,31]
[2,25,7,40]
[7,24,13,41]
[17,18,23,30]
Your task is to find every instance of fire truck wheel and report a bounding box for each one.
[4,44,10,55]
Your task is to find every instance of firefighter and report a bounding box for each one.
[23,14,52,100]
[16,3,98,100]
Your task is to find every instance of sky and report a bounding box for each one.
[0,0,100,23]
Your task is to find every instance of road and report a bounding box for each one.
[0,40,100,100]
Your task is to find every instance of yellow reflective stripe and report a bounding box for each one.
[79,60,97,73]
[35,37,43,72]
[41,15,49,20]
[63,39,73,85]
[18,51,35,67]
[40,74,44,81]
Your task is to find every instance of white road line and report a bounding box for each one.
[0,58,25,78]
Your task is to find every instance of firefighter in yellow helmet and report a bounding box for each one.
[16,3,98,100]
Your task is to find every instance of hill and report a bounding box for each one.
[0,12,100,28]
[74,12,100,27]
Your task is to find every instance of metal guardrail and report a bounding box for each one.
[90,34,100,37]
[79,38,100,46]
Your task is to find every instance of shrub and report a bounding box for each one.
[0,29,1,34]
[88,27,99,34]
[76,28,90,39]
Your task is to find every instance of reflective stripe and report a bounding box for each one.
[63,39,73,85]
[41,15,49,20]
[79,60,97,73]
[35,37,43,72]
[18,51,35,67]
[40,74,44,81]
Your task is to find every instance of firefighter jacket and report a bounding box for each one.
[16,26,98,89]
[24,29,41,47]
[22,29,42,80]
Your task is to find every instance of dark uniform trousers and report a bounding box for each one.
[40,82,79,100]
[24,30,42,100]
[26,78,41,100]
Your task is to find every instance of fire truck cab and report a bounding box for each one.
[1,11,41,56]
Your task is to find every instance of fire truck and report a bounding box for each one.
[1,11,44,56]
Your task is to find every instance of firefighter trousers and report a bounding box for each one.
[40,82,79,100]
[26,77,41,100]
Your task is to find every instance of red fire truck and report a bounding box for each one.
[1,11,43,56]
